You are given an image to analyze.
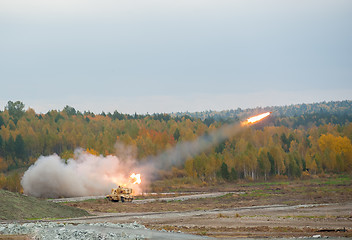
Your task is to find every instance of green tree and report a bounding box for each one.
[5,135,15,158]
[220,162,230,180]
[286,154,301,178]
[280,133,289,152]
[63,105,77,116]
[229,167,238,181]
[5,135,16,168]
[0,135,3,157]
[267,152,275,176]
[5,101,25,124]
[0,115,5,129]
[173,128,180,141]
[14,134,26,161]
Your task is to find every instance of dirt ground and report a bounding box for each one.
[63,176,352,238]
[0,236,30,240]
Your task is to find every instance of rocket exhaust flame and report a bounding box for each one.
[130,173,141,184]
[241,112,271,126]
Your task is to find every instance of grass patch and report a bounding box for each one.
[218,193,233,199]
[243,189,271,198]
[309,175,352,185]
[0,189,90,220]
[240,180,290,187]
[321,175,352,185]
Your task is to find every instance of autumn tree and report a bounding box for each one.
[319,134,352,173]
[269,145,285,175]
[0,157,8,172]
[258,147,271,180]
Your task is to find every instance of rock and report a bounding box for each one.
[7,224,15,229]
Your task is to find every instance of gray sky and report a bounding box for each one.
[1,0,351,114]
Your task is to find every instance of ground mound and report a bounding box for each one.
[0,190,90,220]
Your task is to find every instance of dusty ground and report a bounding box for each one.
[63,176,352,238]
[0,236,30,240]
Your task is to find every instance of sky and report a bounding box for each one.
[1,0,351,114]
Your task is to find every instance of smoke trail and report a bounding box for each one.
[140,112,274,173]
[21,149,142,198]
[140,122,245,173]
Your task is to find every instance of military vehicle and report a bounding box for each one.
[106,186,134,202]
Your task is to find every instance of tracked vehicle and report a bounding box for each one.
[106,186,134,202]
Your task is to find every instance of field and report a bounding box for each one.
[62,175,352,238]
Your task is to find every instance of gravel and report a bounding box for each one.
[0,222,146,239]
[0,221,210,240]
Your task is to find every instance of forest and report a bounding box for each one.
[1,100,352,192]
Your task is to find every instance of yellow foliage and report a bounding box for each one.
[2,172,22,192]
[319,134,352,154]
[60,150,74,160]
[319,134,352,172]
[185,159,196,178]
[86,148,100,156]
[0,173,6,188]
[305,152,318,174]
[0,157,8,172]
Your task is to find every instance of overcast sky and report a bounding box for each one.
[1,0,351,114]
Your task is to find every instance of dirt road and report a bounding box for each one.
[59,202,352,238]
[50,192,241,203]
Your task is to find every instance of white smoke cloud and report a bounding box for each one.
[21,149,142,198]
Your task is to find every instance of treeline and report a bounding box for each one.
[173,100,352,124]
[0,100,352,191]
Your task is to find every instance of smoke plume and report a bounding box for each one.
[21,149,142,198]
